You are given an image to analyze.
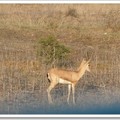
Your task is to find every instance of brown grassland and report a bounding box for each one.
[0,4,120,113]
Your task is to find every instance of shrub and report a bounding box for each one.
[37,35,70,67]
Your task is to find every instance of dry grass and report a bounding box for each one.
[0,4,120,113]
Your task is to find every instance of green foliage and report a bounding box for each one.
[37,35,70,66]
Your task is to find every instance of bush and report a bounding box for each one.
[37,35,70,67]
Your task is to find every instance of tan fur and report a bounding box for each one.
[76,59,87,71]
[47,59,90,104]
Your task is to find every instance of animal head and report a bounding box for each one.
[77,59,91,72]
[82,59,91,72]
[86,60,90,72]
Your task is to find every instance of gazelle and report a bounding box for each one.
[47,59,91,104]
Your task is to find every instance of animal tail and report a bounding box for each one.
[47,73,51,83]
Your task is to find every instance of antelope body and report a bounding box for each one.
[47,59,90,104]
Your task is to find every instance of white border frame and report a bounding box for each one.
[0,1,119,4]
[0,115,120,118]
[0,0,120,118]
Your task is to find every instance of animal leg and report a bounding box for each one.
[72,84,75,104]
[47,82,57,104]
[67,84,71,104]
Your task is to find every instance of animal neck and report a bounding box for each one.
[77,67,86,81]
[77,61,85,71]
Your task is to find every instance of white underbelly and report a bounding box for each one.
[58,78,71,84]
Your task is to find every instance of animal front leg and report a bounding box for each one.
[67,84,71,104]
[72,84,75,104]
